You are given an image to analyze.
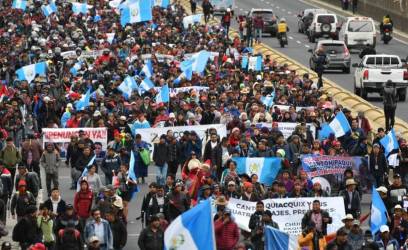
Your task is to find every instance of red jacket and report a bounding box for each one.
[74,181,93,218]
[214,219,240,250]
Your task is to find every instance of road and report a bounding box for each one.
[232,0,408,123]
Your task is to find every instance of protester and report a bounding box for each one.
[214,208,240,250]
[40,143,61,196]
[12,205,41,250]
[138,215,164,250]
[301,200,332,236]
[84,208,113,250]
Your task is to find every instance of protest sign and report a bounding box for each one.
[256,122,316,139]
[137,124,227,151]
[42,128,108,158]
[153,86,209,95]
[227,197,345,234]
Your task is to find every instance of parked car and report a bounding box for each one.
[353,54,408,100]
[298,8,328,34]
[248,8,278,37]
[343,16,376,49]
[308,13,340,42]
[309,40,351,73]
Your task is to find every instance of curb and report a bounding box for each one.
[179,0,408,138]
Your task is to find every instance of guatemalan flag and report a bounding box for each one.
[120,0,152,26]
[41,1,57,17]
[75,88,91,111]
[118,76,138,100]
[155,84,170,103]
[141,59,153,78]
[16,62,47,84]
[233,157,281,185]
[173,71,190,85]
[71,2,92,14]
[164,199,215,250]
[319,111,351,139]
[180,59,193,80]
[70,61,83,76]
[12,0,27,10]
[370,186,388,235]
[264,226,297,250]
[248,56,263,71]
[380,128,399,157]
[182,14,202,29]
[261,92,275,108]
[241,55,248,69]
[138,77,155,95]
[76,155,96,192]
[152,0,170,8]
[191,50,210,74]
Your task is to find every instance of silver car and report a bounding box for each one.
[309,40,351,73]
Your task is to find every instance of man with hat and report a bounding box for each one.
[389,173,407,208]
[326,228,353,250]
[361,230,379,249]
[0,137,22,186]
[138,215,164,250]
[376,186,394,213]
[339,214,355,234]
[375,225,399,250]
[12,205,41,250]
[347,219,364,249]
[339,178,361,219]
[214,207,240,250]
[390,204,408,246]
[165,180,190,222]
[224,181,240,200]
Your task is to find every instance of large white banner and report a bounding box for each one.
[226,197,345,234]
[137,124,227,151]
[42,128,108,158]
[257,122,317,139]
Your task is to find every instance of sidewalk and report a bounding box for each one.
[301,0,408,43]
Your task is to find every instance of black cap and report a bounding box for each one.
[25,205,37,215]
[337,228,348,236]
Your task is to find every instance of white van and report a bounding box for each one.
[344,17,376,49]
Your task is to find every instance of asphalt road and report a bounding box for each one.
[232,0,408,123]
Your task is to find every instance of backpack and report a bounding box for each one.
[59,228,80,245]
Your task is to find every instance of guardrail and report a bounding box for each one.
[177,0,408,138]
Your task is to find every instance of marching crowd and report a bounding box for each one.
[0,0,407,249]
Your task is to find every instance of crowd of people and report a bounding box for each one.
[0,0,407,249]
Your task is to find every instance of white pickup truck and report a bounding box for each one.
[353,54,408,101]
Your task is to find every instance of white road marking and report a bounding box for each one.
[305,44,310,48]
[276,6,280,8]
[282,8,286,11]
[288,36,294,39]
[296,40,301,44]
[128,234,140,237]
[266,1,270,3]
[288,11,292,14]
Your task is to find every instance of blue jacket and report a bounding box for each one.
[84,219,113,250]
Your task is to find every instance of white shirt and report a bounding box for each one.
[94,221,105,244]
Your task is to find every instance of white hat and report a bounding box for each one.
[227,8,231,12]
[89,236,100,243]
[93,111,101,117]
[43,96,51,102]
[228,181,236,186]
[380,225,390,233]
[67,103,73,109]
[169,112,175,118]
[395,204,403,210]
[376,186,388,193]
[342,214,354,222]
[256,75,262,80]
[120,116,126,121]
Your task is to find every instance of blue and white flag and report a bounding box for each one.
[75,89,91,111]
[248,56,263,71]
[12,0,27,10]
[265,226,297,250]
[241,55,248,69]
[164,199,215,250]
[120,1,152,26]
[106,33,115,44]
[319,111,351,138]
[118,76,138,99]
[261,92,275,108]
[128,151,136,181]
[70,60,83,76]
[76,155,96,191]
[182,14,203,29]
[180,59,193,80]
[41,1,57,17]
[138,77,155,94]
[191,50,210,74]
[173,71,191,85]
[141,60,153,78]
[380,128,399,157]
[94,14,102,22]
[371,186,388,235]
[233,157,281,185]
[16,62,47,84]
[71,2,91,14]
[152,0,170,8]
[155,84,170,103]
